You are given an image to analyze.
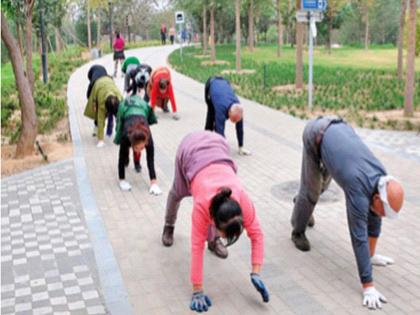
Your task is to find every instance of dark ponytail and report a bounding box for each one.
[210,187,243,246]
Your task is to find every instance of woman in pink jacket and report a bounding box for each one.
[161,131,269,313]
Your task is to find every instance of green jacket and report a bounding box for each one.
[114,95,157,145]
[121,56,140,73]
[84,76,123,140]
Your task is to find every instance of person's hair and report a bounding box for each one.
[115,31,120,38]
[105,95,120,116]
[210,187,243,246]
[127,122,150,146]
[158,78,169,90]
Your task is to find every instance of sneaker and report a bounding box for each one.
[92,126,98,136]
[207,237,228,259]
[307,214,315,228]
[163,103,169,113]
[162,225,174,247]
[134,163,141,173]
[291,231,311,251]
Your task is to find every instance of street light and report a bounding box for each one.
[40,0,48,83]
[108,0,113,50]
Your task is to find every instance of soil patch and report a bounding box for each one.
[272,84,305,95]
[221,69,256,75]
[1,118,73,177]
[201,60,230,66]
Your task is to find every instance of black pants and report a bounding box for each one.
[118,116,156,180]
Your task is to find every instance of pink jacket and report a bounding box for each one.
[113,37,125,51]
[189,163,264,285]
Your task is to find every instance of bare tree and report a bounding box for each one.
[403,0,417,117]
[277,0,282,57]
[210,1,216,62]
[236,0,241,71]
[203,3,208,53]
[25,0,36,94]
[248,0,254,51]
[1,12,38,157]
[295,0,303,89]
[397,0,407,79]
[87,0,92,49]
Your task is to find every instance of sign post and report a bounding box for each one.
[175,11,185,62]
[297,0,327,110]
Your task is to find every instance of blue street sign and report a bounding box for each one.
[301,0,327,11]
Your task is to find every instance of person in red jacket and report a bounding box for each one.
[147,66,179,120]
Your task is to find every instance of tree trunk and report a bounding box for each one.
[210,3,216,62]
[1,12,37,158]
[403,0,417,117]
[16,21,24,57]
[364,6,369,50]
[326,7,333,54]
[97,10,101,48]
[397,0,407,79]
[25,1,35,95]
[87,0,92,49]
[236,0,241,71]
[203,4,208,54]
[55,28,62,52]
[248,0,254,51]
[277,0,282,57]
[295,0,304,89]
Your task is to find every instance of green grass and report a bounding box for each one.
[169,44,420,130]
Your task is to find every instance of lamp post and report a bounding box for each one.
[108,0,113,50]
[40,0,48,83]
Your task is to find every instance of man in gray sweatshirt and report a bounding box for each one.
[291,116,404,310]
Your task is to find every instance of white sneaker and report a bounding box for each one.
[119,180,132,191]
[92,126,98,136]
[149,184,162,195]
[172,113,180,120]
[238,147,251,156]
[96,140,105,148]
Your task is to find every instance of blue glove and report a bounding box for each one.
[251,273,270,303]
[190,291,212,313]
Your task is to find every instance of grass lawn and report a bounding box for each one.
[169,44,420,130]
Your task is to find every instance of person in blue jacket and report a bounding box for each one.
[291,116,404,311]
[204,76,251,156]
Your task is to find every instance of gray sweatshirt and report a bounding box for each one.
[320,123,386,284]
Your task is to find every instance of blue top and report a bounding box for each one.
[208,78,244,146]
[321,123,386,284]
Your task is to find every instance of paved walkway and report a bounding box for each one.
[2,45,419,315]
[1,160,107,315]
[66,45,420,314]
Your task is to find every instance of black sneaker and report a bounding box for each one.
[207,237,228,259]
[307,215,315,228]
[163,103,169,113]
[162,225,174,247]
[134,163,141,173]
[291,231,311,251]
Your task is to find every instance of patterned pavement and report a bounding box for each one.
[1,160,107,315]
[2,44,419,315]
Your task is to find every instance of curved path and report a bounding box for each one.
[67,45,420,315]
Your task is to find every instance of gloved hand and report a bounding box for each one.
[149,183,162,195]
[190,291,212,313]
[371,254,394,267]
[172,113,180,120]
[250,273,270,303]
[96,140,105,148]
[363,287,387,310]
[119,180,132,191]
[238,147,251,156]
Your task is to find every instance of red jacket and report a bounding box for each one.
[149,67,177,113]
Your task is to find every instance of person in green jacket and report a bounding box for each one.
[114,94,161,195]
[84,71,123,148]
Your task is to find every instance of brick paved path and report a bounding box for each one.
[1,160,107,315]
[5,44,419,315]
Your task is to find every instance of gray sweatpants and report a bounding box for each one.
[291,117,342,234]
